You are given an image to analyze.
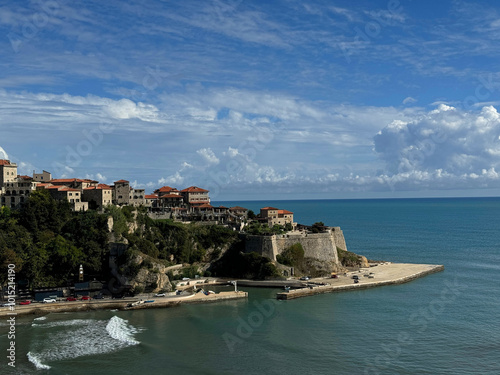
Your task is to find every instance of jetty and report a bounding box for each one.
[276,263,444,300]
[0,290,248,317]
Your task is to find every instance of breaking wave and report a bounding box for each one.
[27,316,140,370]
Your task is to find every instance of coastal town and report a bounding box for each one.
[0,158,296,228]
[0,157,444,316]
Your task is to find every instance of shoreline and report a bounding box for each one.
[0,263,444,316]
[0,291,248,318]
[276,263,444,300]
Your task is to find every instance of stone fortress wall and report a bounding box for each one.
[243,227,348,266]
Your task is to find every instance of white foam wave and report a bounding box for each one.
[106,316,139,345]
[27,352,51,370]
[34,316,47,321]
[28,316,140,368]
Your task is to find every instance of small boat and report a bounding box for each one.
[283,286,290,292]
[144,300,155,303]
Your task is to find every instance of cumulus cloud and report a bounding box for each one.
[374,105,500,189]
[196,148,220,165]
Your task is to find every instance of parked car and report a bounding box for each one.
[43,298,56,303]
[94,294,105,299]
[81,296,91,301]
[19,300,32,305]
[300,276,310,281]
[154,293,166,297]
[66,297,77,301]
[2,302,15,307]
[352,275,359,280]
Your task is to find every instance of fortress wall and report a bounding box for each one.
[332,227,348,251]
[274,232,339,265]
[242,235,277,260]
[243,229,346,266]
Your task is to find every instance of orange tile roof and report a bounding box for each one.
[181,186,209,193]
[261,207,279,210]
[198,203,214,208]
[17,175,33,180]
[114,179,129,184]
[0,160,11,165]
[145,194,158,199]
[230,206,248,211]
[278,209,293,214]
[156,186,179,192]
[160,194,183,199]
[97,184,112,189]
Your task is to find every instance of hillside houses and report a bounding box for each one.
[0,159,251,226]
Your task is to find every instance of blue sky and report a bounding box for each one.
[2,0,500,200]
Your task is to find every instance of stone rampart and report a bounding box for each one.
[243,228,345,267]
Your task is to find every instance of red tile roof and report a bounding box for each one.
[145,194,158,199]
[114,179,129,184]
[0,160,11,165]
[160,194,183,199]
[230,206,248,211]
[261,207,279,210]
[181,186,209,193]
[50,178,85,183]
[17,175,33,180]
[97,184,112,189]
[198,203,214,209]
[278,209,293,215]
[156,186,179,192]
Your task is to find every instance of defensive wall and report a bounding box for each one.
[242,227,347,266]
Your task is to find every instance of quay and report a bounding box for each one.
[276,263,445,300]
[0,290,248,317]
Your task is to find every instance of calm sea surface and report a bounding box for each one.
[2,197,500,374]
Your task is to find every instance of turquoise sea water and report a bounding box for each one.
[2,197,500,374]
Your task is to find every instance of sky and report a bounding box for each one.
[2,0,500,200]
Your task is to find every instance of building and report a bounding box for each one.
[129,187,146,206]
[33,170,52,182]
[82,184,113,210]
[180,186,210,211]
[0,159,17,186]
[46,186,88,211]
[112,179,130,205]
[259,207,295,228]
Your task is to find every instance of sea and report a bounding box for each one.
[1,197,499,374]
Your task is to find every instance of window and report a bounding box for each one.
[69,193,73,196]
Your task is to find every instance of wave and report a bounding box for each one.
[27,352,51,370]
[33,316,47,321]
[28,316,140,370]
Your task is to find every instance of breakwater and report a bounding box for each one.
[276,263,445,300]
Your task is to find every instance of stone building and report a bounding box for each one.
[82,184,113,210]
[259,206,295,227]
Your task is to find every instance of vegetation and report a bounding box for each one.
[244,221,289,235]
[337,247,362,267]
[276,243,304,267]
[0,193,289,290]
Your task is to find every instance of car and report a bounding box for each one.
[154,293,166,297]
[19,300,32,305]
[2,302,15,307]
[43,298,56,303]
[66,297,77,301]
[299,276,310,281]
[81,296,91,301]
[94,294,105,299]
[352,275,359,280]
[354,279,359,284]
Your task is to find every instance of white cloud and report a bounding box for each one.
[374,105,500,189]
[196,148,220,165]
[0,146,8,159]
[403,97,417,105]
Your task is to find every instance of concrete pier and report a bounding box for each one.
[0,291,248,317]
[276,263,444,300]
